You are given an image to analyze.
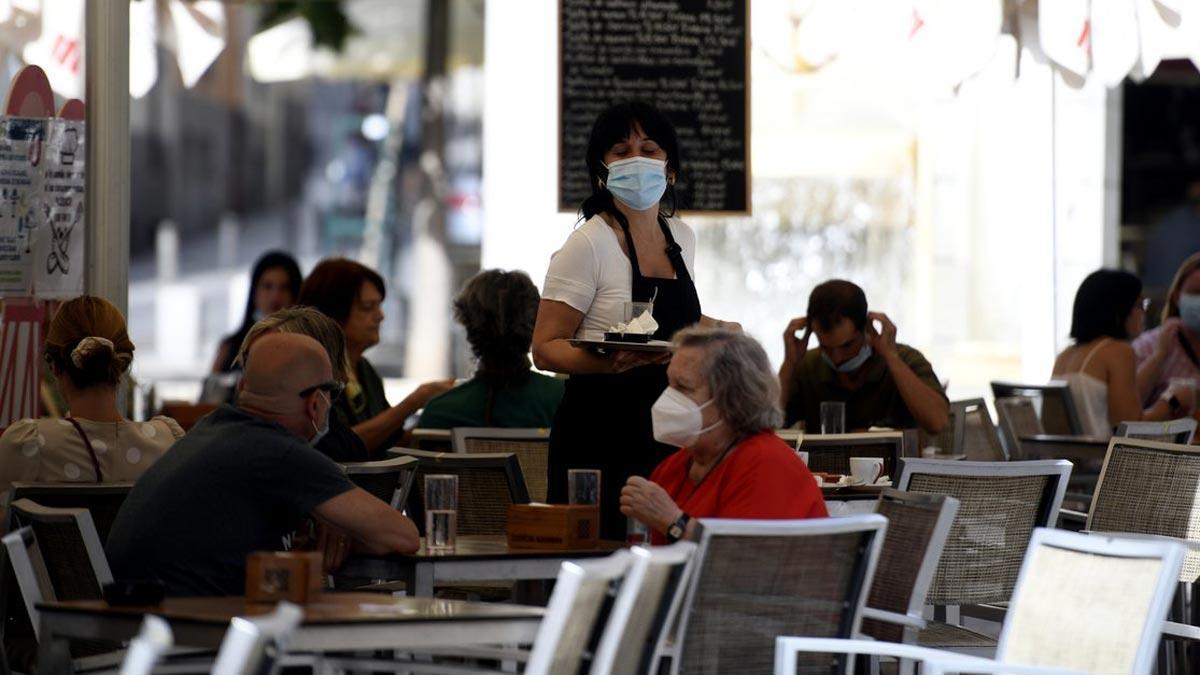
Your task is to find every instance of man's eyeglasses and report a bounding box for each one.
[299,381,345,402]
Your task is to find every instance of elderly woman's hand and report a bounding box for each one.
[620,476,683,533]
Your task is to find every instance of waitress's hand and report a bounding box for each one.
[611,349,671,373]
[620,476,682,533]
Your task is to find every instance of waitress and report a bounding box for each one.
[532,101,737,540]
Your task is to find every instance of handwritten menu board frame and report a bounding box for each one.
[558,0,751,216]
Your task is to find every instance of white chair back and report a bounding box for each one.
[211,601,304,675]
[525,550,631,675]
[997,528,1184,674]
[589,542,696,675]
[118,615,173,675]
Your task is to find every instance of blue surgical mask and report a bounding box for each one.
[604,156,667,211]
[1180,293,1200,333]
[822,342,873,374]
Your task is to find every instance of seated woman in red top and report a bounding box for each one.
[621,327,827,543]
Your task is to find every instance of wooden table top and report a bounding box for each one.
[361,534,625,561]
[37,592,545,626]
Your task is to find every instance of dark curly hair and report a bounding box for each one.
[454,270,540,423]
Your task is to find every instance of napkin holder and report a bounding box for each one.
[506,504,600,550]
[246,551,323,604]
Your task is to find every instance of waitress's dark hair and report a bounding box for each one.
[453,269,541,424]
[1069,269,1143,343]
[580,101,682,228]
[217,251,302,372]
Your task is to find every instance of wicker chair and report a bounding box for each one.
[389,448,530,535]
[590,542,697,675]
[860,490,960,647]
[990,381,1084,436]
[896,459,1072,656]
[994,397,1043,460]
[523,550,631,675]
[925,399,1006,461]
[409,428,453,452]
[792,432,907,482]
[659,515,888,675]
[775,528,1185,675]
[451,427,552,503]
[1114,418,1198,445]
[2,500,117,667]
[340,456,417,509]
[1087,437,1200,581]
[7,482,133,543]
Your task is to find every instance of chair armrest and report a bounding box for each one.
[1163,620,1200,642]
[773,637,1090,675]
[861,607,926,630]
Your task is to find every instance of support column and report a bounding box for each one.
[84,0,130,313]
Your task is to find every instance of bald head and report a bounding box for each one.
[238,333,332,424]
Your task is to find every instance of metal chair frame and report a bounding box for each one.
[340,455,418,510]
[6,481,134,542]
[387,448,530,533]
[990,380,1084,436]
[1114,418,1198,445]
[657,515,889,675]
[774,529,1185,675]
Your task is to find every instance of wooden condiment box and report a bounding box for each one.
[246,551,323,604]
[506,504,600,550]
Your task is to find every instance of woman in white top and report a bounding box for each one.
[1052,270,1194,438]
[532,101,737,539]
[0,296,183,516]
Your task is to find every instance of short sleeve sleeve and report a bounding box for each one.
[667,218,697,277]
[151,416,187,441]
[542,230,598,315]
[902,347,949,402]
[0,420,47,503]
[260,444,356,515]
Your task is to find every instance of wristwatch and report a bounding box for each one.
[666,512,691,542]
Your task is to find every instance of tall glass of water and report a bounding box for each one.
[568,469,601,506]
[820,401,846,434]
[424,474,458,552]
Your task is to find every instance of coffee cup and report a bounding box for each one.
[849,457,884,485]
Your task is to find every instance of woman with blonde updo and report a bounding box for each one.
[0,296,183,509]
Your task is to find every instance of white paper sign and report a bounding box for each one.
[33,119,85,298]
[0,117,45,296]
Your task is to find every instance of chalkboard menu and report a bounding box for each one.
[559,0,750,214]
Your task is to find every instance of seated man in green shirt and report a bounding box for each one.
[778,279,949,434]
[418,269,564,429]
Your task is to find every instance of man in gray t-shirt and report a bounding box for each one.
[107,333,419,596]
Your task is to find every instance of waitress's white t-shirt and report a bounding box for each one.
[542,214,697,339]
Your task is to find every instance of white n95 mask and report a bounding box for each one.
[651,386,722,448]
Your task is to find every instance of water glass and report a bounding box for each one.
[424,474,458,552]
[623,301,654,323]
[820,401,846,434]
[626,517,651,546]
[568,469,601,506]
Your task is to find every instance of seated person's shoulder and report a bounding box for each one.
[895,342,934,364]
[146,415,187,442]
[0,418,43,450]
[736,431,805,467]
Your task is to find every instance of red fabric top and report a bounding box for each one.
[649,430,828,543]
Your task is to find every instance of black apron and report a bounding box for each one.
[547,216,703,540]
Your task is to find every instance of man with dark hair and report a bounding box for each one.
[779,280,949,434]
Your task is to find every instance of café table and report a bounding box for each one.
[339,535,625,597]
[37,591,544,674]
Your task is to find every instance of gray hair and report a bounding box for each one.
[673,327,782,435]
